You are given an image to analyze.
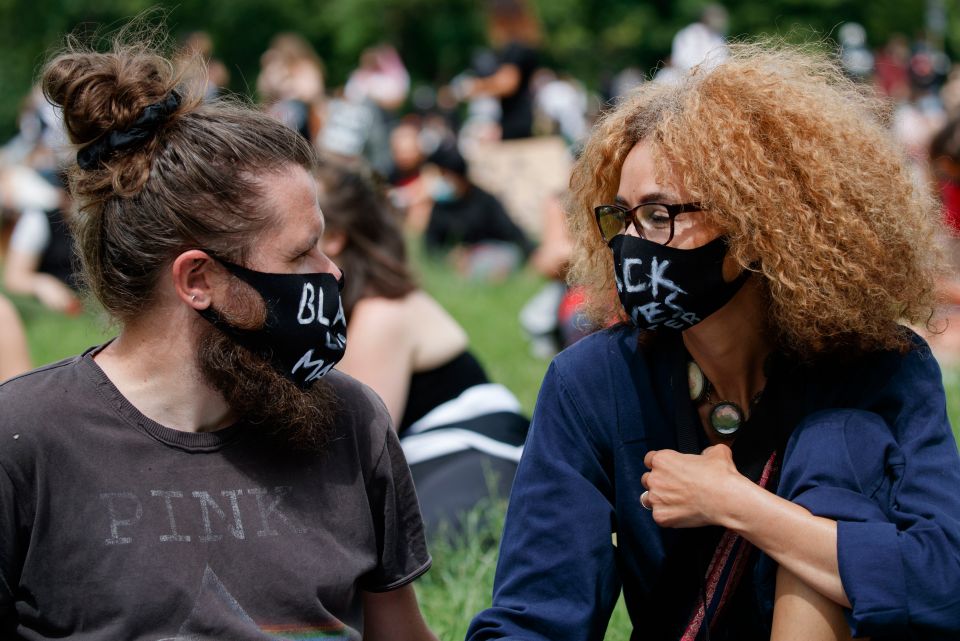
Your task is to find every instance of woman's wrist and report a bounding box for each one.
[710,471,768,531]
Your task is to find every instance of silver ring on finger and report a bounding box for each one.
[640,491,652,510]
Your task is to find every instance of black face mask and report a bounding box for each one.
[610,234,749,331]
[197,255,347,389]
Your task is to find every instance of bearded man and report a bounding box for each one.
[0,37,437,641]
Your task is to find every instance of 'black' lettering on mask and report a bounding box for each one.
[609,235,749,332]
[197,254,347,389]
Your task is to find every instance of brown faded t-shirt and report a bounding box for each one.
[0,348,430,640]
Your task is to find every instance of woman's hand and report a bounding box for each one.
[643,444,851,607]
[640,444,753,528]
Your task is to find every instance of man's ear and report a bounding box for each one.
[171,249,222,310]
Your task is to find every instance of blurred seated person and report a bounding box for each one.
[257,33,326,145]
[0,293,30,381]
[316,159,529,536]
[528,191,572,281]
[925,116,960,363]
[344,44,410,115]
[531,69,589,147]
[520,191,591,357]
[930,116,960,248]
[4,169,81,314]
[423,142,533,280]
[177,31,230,102]
[386,117,431,231]
[0,164,61,241]
[388,118,426,188]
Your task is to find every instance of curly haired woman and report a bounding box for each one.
[467,43,960,641]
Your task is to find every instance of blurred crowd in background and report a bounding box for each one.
[4,0,960,375]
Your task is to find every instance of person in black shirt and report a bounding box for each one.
[423,142,533,276]
[458,0,541,140]
[3,169,81,314]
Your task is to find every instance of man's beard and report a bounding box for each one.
[196,320,338,451]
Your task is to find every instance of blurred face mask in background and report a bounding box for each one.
[429,176,457,203]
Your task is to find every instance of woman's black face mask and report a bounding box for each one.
[197,254,347,389]
[609,234,750,331]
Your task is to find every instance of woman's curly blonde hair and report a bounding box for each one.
[567,41,946,358]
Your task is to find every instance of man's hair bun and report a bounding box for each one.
[42,42,181,151]
[41,31,199,198]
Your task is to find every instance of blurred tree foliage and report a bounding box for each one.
[0,0,944,141]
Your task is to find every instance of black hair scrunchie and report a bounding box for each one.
[76,91,182,170]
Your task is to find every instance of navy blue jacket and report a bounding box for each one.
[466,325,960,640]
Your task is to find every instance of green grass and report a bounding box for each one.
[416,497,507,641]
[415,250,551,416]
[5,290,112,366]
[415,494,634,641]
[6,247,960,641]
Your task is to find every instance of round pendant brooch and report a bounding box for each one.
[708,401,745,436]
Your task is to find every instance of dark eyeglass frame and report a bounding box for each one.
[594,201,703,246]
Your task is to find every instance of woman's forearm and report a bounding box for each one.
[719,475,850,607]
[643,446,850,607]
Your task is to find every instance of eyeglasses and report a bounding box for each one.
[594,202,703,246]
